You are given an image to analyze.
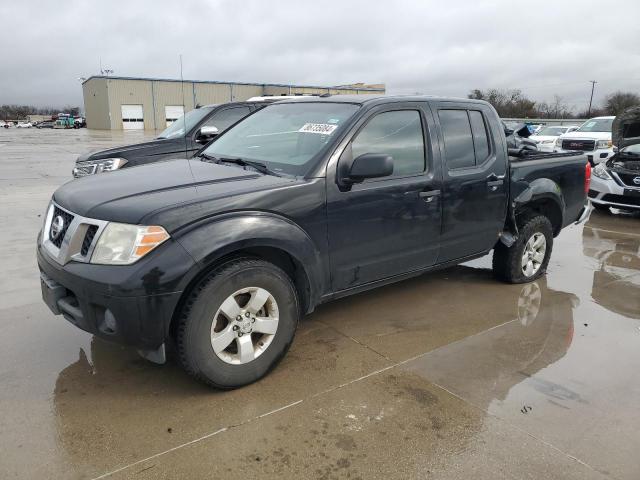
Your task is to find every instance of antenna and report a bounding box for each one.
[180,54,188,159]
[179,54,196,185]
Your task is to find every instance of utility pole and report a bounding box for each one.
[587,80,597,117]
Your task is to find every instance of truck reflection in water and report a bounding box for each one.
[405,275,578,408]
[583,211,640,319]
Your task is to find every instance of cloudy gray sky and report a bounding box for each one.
[2,0,639,112]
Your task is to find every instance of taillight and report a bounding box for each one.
[584,162,591,194]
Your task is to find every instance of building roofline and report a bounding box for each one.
[82,75,385,92]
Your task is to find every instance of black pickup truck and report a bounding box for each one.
[38,95,590,388]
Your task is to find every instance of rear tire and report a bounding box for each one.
[176,258,299,389]
[493,215,553,284]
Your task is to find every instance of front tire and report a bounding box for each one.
[493,215,553,284]
[176,258,299,389]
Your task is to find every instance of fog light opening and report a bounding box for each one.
[99,309,118,335]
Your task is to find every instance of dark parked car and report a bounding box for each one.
[72,99,288,177]
[38,95,590,388]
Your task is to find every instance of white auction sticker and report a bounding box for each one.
[298,123,338,135]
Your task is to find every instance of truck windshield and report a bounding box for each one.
[201,102,360,176]
[536,126,567,136]
[157,107,214,139]
[577,118,613,133]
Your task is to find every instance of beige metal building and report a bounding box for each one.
[82,76,385,130]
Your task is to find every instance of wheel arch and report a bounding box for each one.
[167,213,325,341]
[513,179,565,236]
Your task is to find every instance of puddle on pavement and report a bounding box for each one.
[404,210,640,479]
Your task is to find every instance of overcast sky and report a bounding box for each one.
[2,0,639,112]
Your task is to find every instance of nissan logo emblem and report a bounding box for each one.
[634,176,640,185]
[50,215,65,240]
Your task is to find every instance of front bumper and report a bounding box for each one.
[37,236,195,350]
[554,147,613,165]
[589,175,640,210]
[535,142,556,152]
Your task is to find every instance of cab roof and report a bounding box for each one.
[270,94,490,107]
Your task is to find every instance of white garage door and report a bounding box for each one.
[121,105,144,130]
[165,105,185,127]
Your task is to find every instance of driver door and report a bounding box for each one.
[326,104,443,291]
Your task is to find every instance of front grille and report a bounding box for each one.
[615,172,640,187]
[49,206,74,247]
[601,194,640,206]
[562,139,595,151]
[81,225,99,256]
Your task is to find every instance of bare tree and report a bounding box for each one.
[467,88,537,118]
[605,91,640,116]
[0,104,81,120]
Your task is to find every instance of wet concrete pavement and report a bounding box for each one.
[1,129,639,479]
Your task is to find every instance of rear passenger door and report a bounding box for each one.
[433,102,508,262]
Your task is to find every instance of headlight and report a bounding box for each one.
[592,163,612,180]
[73,157,127,177]
[596,140,612,149]
[91,223,169,265]
[555,137,563,147]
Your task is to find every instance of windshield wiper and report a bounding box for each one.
[197,153,281,176]
[215,156,281,177]
[198,153,218,162]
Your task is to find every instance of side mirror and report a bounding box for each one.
[341,153,394,187]
[197,125,219,143]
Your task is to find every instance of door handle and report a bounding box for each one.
[486,173,505,188]
[419,190,441,202]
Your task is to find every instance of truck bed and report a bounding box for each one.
[509,151,588,230]
[509,151,585,162]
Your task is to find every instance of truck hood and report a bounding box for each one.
[53,159,295,227]
[612,106,640,150]
[558,131,611,140]
[78,138,175,161]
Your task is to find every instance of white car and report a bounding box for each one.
[530,125,579,152]
[589,108,640,211]
[16,122,32,128]
[554,116,614,165]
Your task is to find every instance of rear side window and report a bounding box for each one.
[439,109,492,169]
[438,110,475,169]
[351,110,425,176]
[469,110,490,163]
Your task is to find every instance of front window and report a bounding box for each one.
[351,110,425,176]
[577,118,613,133]
[536,126,568,136]
[202,102,360,176]
[202,106,251,131]
[157,107,214,139]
